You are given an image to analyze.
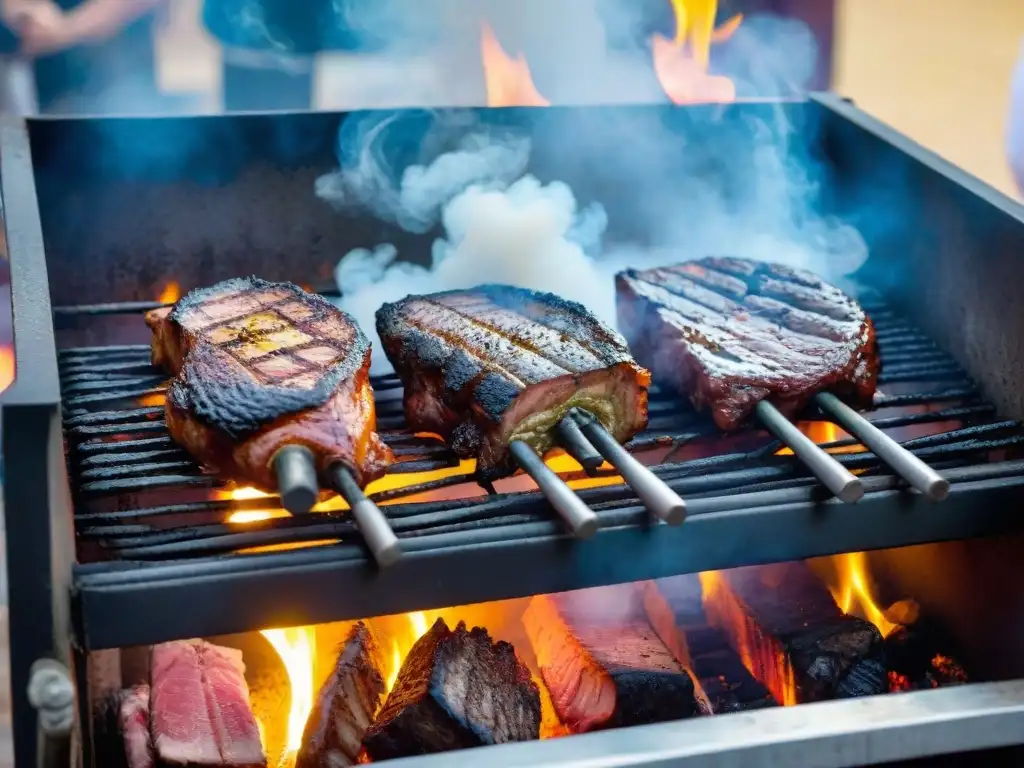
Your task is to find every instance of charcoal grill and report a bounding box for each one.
[6,95,1024,767]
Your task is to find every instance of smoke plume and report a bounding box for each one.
[317,3,869,373]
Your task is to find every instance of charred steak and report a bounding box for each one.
[376,284,650,481]
[616,258,879,430]
[146,277,393,492]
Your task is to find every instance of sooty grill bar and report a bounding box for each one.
[59,294,1024,648]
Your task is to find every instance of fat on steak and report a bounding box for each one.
[146,277,393,491]
[149,640,265,767]
[119,685,154,768]
[376,284,650,481]
[616,257,879,430]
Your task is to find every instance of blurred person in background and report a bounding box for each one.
[202,0,391,111]
[0,0,167,114]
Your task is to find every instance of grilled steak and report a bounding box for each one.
[296,622,387,768]
[376,284,650,481]
[146,277,393,491]
[149,640,265,767]
[616,257,879,430]
[362,618,541,760]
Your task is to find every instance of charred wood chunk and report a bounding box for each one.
[524,585,702,733]
[149,640,266,767]
[644,577,776,713]
[119,685,153,768]
[700,563,886,705]
[362,619,541,761]
[296,622,387,768]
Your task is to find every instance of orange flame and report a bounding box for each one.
[480,21,550,107]
[776,420,867,456]
[260,626,316,763]
[829,551,900,638]
[158,281,181,305]
[652,0,741,104]
[384,611,431,692]
[0,344,14,392]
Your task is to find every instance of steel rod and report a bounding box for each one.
[329,464,402,568]
[271,445,319,515]
[555,416,604,475]
[570,409,686,525]
[754,400,864,503]
[814,392,950,501]
[509,441,599,539]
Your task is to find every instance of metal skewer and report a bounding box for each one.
[569,408,686,525]
[272,445,319,515]
[555,416,605,475]
[754,400,864,504]
[814,392,950,501]
[329,463,402,568]
[509,441,599,539]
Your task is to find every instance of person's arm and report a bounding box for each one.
[63,0,165,45]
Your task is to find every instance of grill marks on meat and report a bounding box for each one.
[296,622,387,768]
[377,285,650,480]
[149,640,266,767]
[615,258,879,430]
[523,585,703,733]
[146,277,392,490]
[362,618,541,760]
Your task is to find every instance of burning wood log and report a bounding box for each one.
[700,563,887,705]
[362,619,541,761]
[643,576,776,713]
[523,584,703,733]
[296,622,387,768]
[882,600,969,692]
[149,640,266,767]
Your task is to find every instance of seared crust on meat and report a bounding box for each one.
[376,284,650,481]
[146,277,393,490]
[616,257,879,430]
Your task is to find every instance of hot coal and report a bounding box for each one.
[701,563,887,705]
[119,685,153,768]
[523,584,703,733]
[149,640,266,767]
[297,622,387,768]
[643,576,776,713]
[883,605,969,692]
[362,619,541,761]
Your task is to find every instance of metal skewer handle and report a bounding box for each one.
[330,463,402,568]
[814,392,950,501]
[510,440,600,539]
[755,400,864,504]
[272,445,319,515]
[555,415,604,475]
[570,409,686,525]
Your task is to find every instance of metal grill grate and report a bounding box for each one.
[59,294,1024,565]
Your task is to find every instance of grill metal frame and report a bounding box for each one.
[4,95,1024,766]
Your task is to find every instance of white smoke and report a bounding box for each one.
[316,3,870,373]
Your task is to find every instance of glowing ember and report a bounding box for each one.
[776,421,866,456]
[652,0,741,104]
[261,626,317,762]
[480,21,550,107]
[158,281,181,305]
[829,551,900,638]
